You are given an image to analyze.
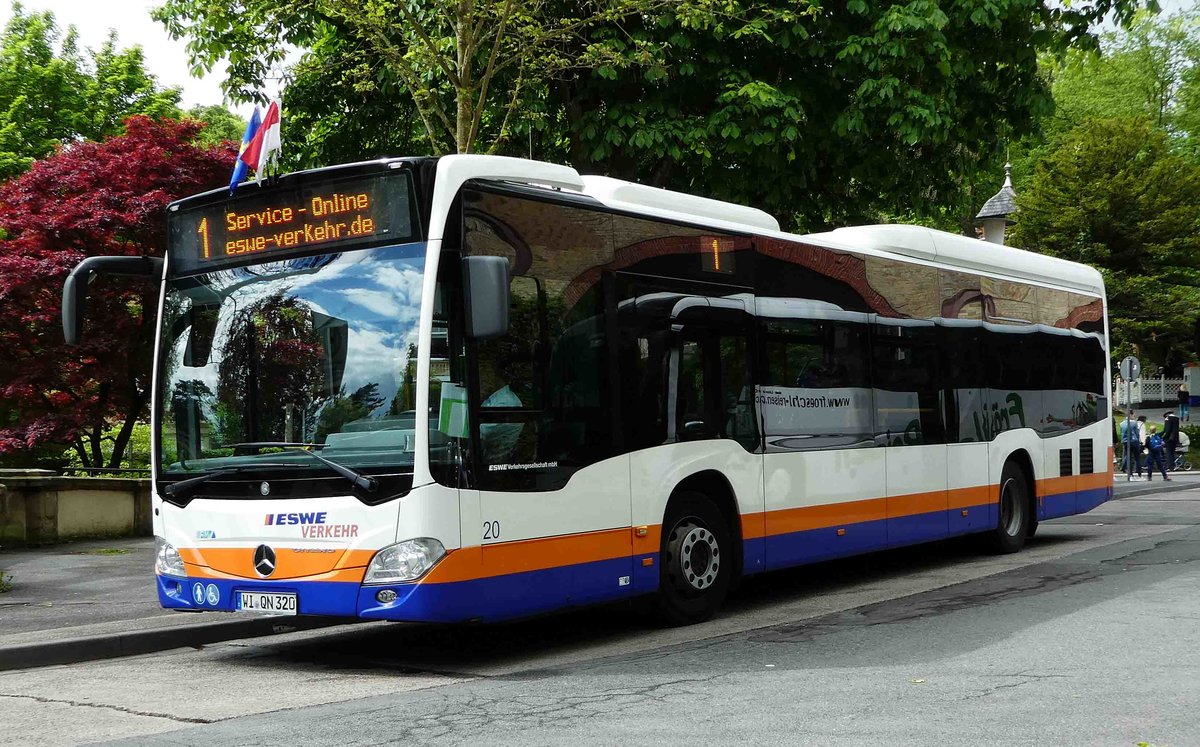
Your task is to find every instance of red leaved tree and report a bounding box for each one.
[0,116,235,467]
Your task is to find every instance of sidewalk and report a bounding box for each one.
[1111,464,1200,498]
[2,472,1198,672]
[0,537,353,670]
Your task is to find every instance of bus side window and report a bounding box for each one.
[677,340,708,439]
[675,331,755,447]
[872,323,945,446]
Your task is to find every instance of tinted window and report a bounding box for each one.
[464,188,616,490]
[759,312,873,450]
[872,321,945,446]
[615,273,757,452]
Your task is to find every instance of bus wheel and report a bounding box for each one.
[656,492,732,626]
[988,461,1030,554]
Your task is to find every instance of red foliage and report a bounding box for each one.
[0,116,235,465]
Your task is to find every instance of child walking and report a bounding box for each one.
[1145,424,1171,481]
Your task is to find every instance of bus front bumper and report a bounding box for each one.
[156,574,489,623]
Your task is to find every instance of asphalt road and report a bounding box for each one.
[4,490,1200,746]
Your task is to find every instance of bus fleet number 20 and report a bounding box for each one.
[483,520,501,540]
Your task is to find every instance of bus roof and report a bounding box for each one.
[801,225,1105,297]
[439,155,1103,298]
[183,154,1104,297]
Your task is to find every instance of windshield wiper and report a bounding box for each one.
[226,443,378,493]
[163,463,293,500]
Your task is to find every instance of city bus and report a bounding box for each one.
[62,155,1112,625]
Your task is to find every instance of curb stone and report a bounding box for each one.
[1111,479,1200,500]
[0,615,355,671]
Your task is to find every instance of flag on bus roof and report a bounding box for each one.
[229,106,261,194]
[240,100,281,185]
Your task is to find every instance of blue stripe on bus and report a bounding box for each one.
[157,575,360,615]
[1042,485,1111,520]
[157,485,1112,623]
[764,516,889,570]
[359,555,640,623]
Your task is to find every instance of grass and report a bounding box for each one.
[84,548,129,556]
[0,572,12,594]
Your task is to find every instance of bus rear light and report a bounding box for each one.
[364,538,445,584]
[155,537,187,578]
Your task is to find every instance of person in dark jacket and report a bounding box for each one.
[1180,384,1191,422]
[1163,411,1181,471]
[1145,424,1171,481]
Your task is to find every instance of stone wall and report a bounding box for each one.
[0,470,152,546]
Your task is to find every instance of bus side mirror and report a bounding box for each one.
[62,256,164,345]
[462,255,510,340]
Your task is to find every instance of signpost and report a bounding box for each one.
[1119,356,1141,481]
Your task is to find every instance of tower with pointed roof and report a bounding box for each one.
[976,162,1016,245]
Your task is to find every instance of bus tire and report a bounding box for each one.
[655,491,732,626]
[988,461,1030,554]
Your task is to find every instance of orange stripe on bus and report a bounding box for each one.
[424,527,633,584]
[766,496,889,535]
[888,490,951,518]
[948,485,993,510]
[178,473,1113,586]
[178,547,374,580]
[182,562,366,584]
[1038,475,1077,497]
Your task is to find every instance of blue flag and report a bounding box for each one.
[229,107,262,194]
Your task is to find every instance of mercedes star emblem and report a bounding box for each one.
[253,544,277,577]
[260,481,271,496]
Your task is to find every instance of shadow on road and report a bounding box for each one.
[216,532,1089,676]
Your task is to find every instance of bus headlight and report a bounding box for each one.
[364,538,445,584]
[155,537,187,578]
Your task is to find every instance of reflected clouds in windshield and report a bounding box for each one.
[158,243,427,472]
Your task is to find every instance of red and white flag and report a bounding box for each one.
[239,100,281,184]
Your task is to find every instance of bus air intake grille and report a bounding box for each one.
[1080,439,1094,474]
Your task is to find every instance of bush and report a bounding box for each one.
[61,423,151,470]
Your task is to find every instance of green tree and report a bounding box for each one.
[1008,8,1200,197]
[80,34,183,139]
[155,0,663,155]
[1047,9,1200,136]
[155,0,1143,231]
[0,4,89,178]
[1012,118,1200,370]
[185,103,244,146]
[0,2,186,179]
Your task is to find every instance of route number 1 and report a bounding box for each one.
[197,216,211,259]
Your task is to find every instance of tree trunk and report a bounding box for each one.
[88,424,103,467]
[72,438,91,468]
[107,407,141,469]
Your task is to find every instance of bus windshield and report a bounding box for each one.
[157,242,428,476]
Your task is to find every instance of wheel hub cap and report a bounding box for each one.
[679,526,720,590]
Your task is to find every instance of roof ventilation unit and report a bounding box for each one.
[581,175,780,232]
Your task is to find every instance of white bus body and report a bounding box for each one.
[120,155,1112,624]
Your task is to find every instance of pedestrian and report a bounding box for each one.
[1135,415,1149,476]
[1145,424,1170,481]
[1163,411,1181,471]
[1180,384,1191,421]
[1119,411,1138,473]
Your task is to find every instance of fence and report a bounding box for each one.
[1114,376,1185,406]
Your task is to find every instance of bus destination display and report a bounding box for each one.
[214,191,377,258]
[169,172,415,273]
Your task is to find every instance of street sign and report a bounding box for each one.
[1119,356,1141,381]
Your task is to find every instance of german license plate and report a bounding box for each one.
[237,591,298,615]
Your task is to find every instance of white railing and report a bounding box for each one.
[1114,376,1185,406]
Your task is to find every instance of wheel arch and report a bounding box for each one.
[1002,447,1038,525]
[667,470,744,580]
